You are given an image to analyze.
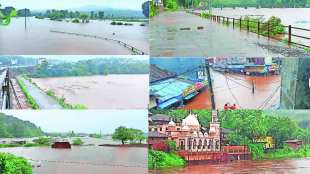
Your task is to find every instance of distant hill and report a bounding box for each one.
[0,113,44,138]
[264,110,310,129]
[69,6,145,18]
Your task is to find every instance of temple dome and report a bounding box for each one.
[182,114,200,127]
[192,131,198,137]
[168,120,176,126]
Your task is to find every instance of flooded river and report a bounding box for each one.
[183,70,280,109]
[0,17,149,55]
[0,137,147,174]
[150,158,310,174]
[31,75,149,109]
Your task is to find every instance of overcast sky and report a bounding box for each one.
[20,55,149,61]
[0,0,146,10]
[2,110,148,134]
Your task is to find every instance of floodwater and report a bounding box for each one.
[0,138,147,174]
[31,75,149,109]
[150,158,310,174]
[150,11,287,57]
[212,8,310,46]
[0,17,149,55]
[183,70,280,109]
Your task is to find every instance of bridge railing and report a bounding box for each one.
[190,11,310,48]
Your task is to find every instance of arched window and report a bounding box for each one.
[198,139,202,149]
[215,140,220,150]
[203,139,208,149]
[180,140,185,150]
[188,139,192,150]
[193,139,197,149]
[209,139,213,150]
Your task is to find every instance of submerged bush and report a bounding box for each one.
[0,153,32,174]
[148,150,185,169]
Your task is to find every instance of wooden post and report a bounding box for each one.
[240,18,242,30]
[257,21,260,34]
[247,20,249,31]
[227,17,229,24]
[233,18,235,28]
[288,25,292,45]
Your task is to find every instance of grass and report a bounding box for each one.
[46,89,87,109]
[17,78,39,109]
[0,152,32,174]
[0,143,48,148]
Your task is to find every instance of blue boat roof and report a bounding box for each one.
[150,78,194,102]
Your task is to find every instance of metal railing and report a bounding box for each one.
[50,30,146,55]
[190,11,310,48]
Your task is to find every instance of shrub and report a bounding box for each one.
[72,138,84,145]
[0,153,32,174]
[148,150,185,169]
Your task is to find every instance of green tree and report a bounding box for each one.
[112,126,133,144]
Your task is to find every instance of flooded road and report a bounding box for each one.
[0,137,147,174]
[150,158,310,174]
[31,75,149,109]
[150,11,286,57]
[212,8,310,46]
[0,17,149,55]
[183,70,280,109]
[20,77,62,109]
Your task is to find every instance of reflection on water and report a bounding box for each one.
[150,158,310,174]
[31,75,149,109]
[0,137,147,174]
[0,17,149,54]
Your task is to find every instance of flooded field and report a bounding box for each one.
[0,17,149,54]
[0,138,147,174]
[150,11,285,57]
[150,158,310,174]
[183,70,280,109]
[31,75,149,109]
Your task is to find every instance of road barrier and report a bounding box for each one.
[50,30,146,55]
[190,11,310,48]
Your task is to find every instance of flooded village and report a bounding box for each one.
[149,57,283,110]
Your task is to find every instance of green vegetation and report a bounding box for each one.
[0,153,32,174]
[72,18,80,23]
[111,21,134,26]
[263,144,310,159]
[0,8,17,26]
[72,138,84,145]
[0,113,43,138]
[46,89,87,110]
[150,2,158,17]
[26,58,149,78]
[16,78,39,109]
[112,126,146,144]
[148,150,186,169]
[305,47,310,53]
[89,134,102,138]
[151,109,310,160]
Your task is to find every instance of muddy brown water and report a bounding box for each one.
[0,17,149,55]
[31,75,149,109]
[183,70,280,109]
[0,146,147,174]
[149,158,310,174]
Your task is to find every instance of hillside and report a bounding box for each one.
[0,113,44,138]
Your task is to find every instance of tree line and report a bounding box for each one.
[25,58,149,78]
[160,0,310,9]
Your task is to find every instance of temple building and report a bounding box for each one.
[149,111,221,152]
